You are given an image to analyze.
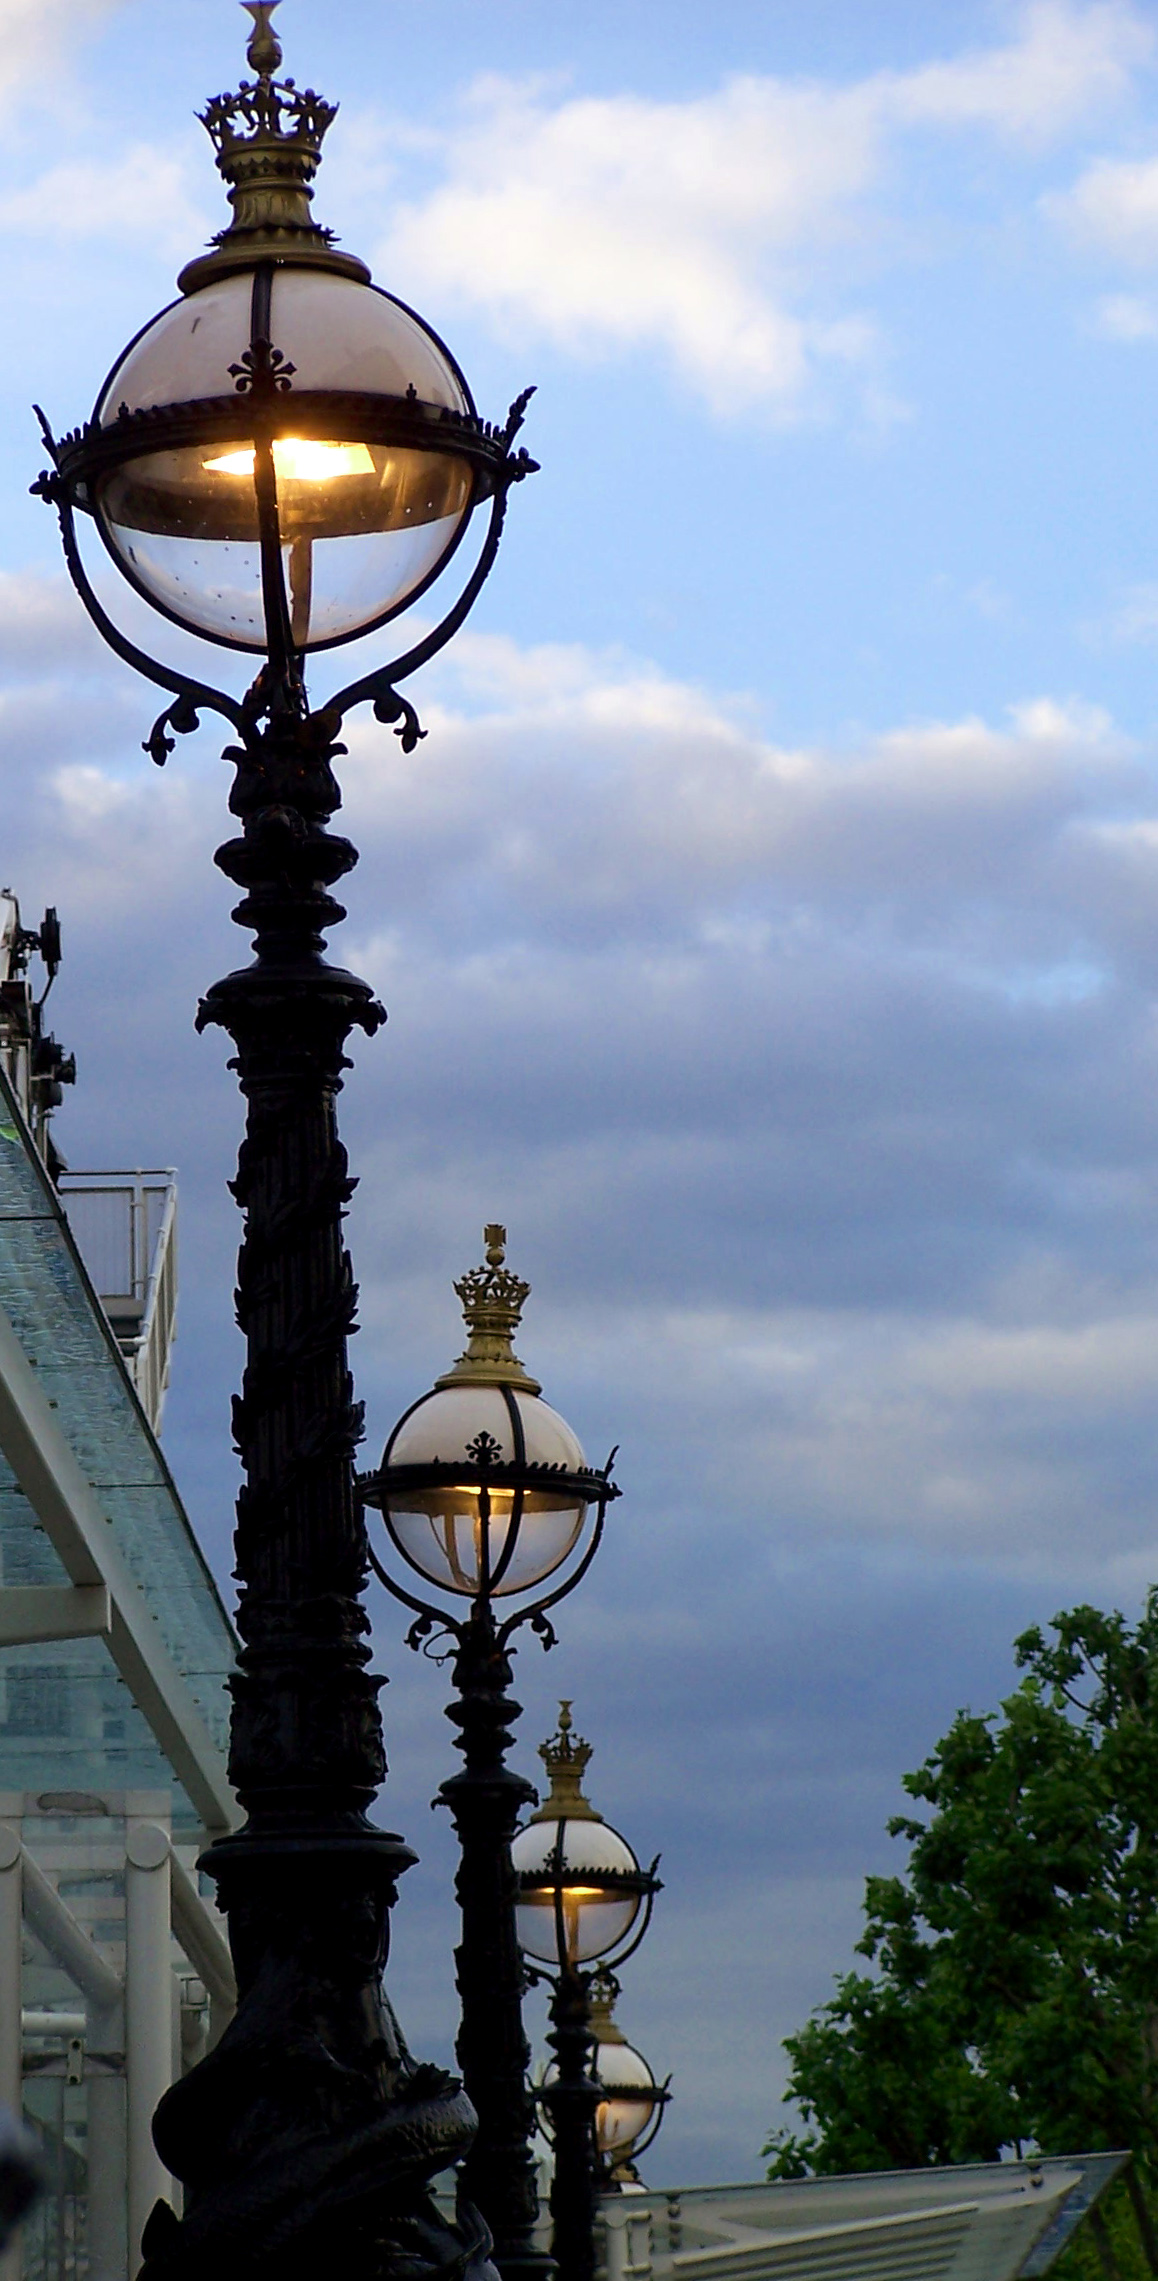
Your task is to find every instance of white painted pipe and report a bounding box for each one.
[87,1991,127,2281]
[167,1851,234,2016]
[20,2011,86,2039]
[87,2066,128,2281]
[0,1822,22,2281]
[125,1822,174,2274]
[20,1848,120,2012]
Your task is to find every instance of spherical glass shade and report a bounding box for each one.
[511,1816,642,1964]
[91,271,475,650]
[594,2042,657,2161]
[540,2040,657,2161]
[384,1383,589,1598]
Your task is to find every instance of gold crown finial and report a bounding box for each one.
[435,1226,542,1394]
[243,2,282,76]
[178,1,371,294]
[529,1701,601,1824]
[588,1965,627,2043]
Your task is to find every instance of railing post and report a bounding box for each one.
[87,1992,128,2281]
[0,1797,23,2281]
[125,1811,174,2272]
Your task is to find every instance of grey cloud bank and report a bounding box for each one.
[0,585,1154,2172]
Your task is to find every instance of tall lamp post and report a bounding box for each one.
[512,1708,661,2281]
[358,1229,620,2281]
[32,9,538,2277]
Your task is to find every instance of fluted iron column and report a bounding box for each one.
[541,1970,599,2281]
[137,699,484,2281]
[439,1609,553,2281]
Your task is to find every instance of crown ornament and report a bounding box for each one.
[588,1965,626,2041]
[178,2,370,295]
[436,1225,542,1394]
[528,1702,601,1825]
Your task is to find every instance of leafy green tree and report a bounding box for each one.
[765,1598,1158,2275]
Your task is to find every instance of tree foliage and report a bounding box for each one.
[765,1599,1158,2272]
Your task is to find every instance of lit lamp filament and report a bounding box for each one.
[435,1485,516,1595]
[200,440,379,646]
[202,439,376,481]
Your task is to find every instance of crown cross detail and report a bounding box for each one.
[435,1225,543,1394]
[201,4,337,162]
[530,1701,601,1825]
[179,3,370,295]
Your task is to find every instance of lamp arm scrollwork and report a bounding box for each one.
[31,415,243,763]
[497,1491,613,1654]
[365,1541,469,1655]
[326,390,540,746]
[627,2077,673,2164]
[599,1866,662,1975]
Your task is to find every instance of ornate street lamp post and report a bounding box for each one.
[32,9,537,2278]
[512,1709,661,2281]
[585,1970,670,2192]
[359,1229,620,2281]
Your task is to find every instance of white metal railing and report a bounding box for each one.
[595,2161,1124,2281]
[58,1172,178,1433]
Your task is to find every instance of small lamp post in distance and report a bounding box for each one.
[585,1969,670,2193]
[512,1707,662,2281]
[358,1227,621,2281]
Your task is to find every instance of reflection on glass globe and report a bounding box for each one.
[598,2048,656,2160]
[511,1816,642,1964]
[540,2038,657,2162]
[91,270,476,649]
[385,1383,589,1599]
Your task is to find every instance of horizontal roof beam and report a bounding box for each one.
[0,1585,110,1647]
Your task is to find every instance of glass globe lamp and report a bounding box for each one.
[512,1705,659,1967]
[361,1228,617,1605]
[43,3,518,659]
[535,1968,669,2182]
[588,1971,669,2180]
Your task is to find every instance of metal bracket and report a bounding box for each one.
[325,389,539,745]
[31,413,242,766]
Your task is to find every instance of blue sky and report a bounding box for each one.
[7,0,1158,2186]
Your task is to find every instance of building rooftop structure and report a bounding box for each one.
[598,2155,1128,2281]
[0,894,237,2279]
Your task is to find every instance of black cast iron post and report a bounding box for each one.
[136,695,485,2281]
[541,1972,600,2281]
[439,1608,552,2281]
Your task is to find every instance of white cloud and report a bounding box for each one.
[8,586,1158,2176]
[1050,150,1158,259]
[377,2,1150,414]
[0,143,210,258]
[1094,289,1158,335]
[1,590,1156,1592]
[0,0,123,106]
[887,0,1149,143]
[1087,579,1158,642]
[348,636,1126,935]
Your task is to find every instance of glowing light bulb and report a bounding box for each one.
[202,439,376,481]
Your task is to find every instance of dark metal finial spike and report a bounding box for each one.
[243,0,282,77]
